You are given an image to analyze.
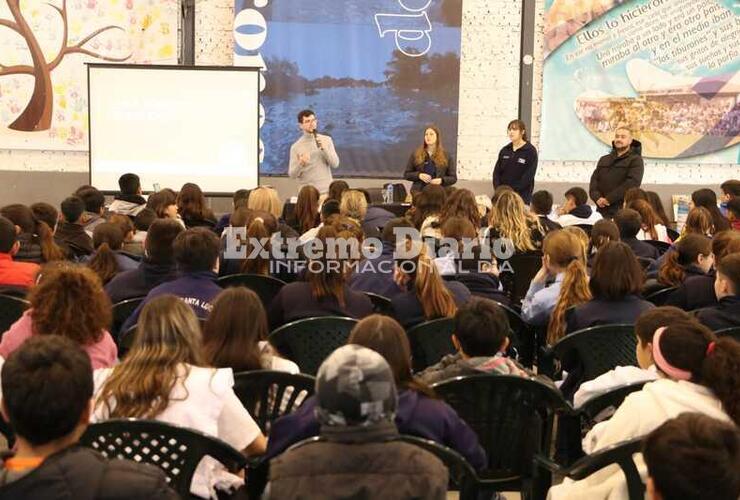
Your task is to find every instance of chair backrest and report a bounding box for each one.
[217,273,286,310]
[567,438,645,500]
[80,419,246,497]
[232,370,315,433]
[715,326,740,342]
[110,296,146,342]
[498,252,543,305]
[550,324,637,383]
[666,227,680,241]
[645,286,678,306]
[643,240,671,255]
[0,294,29,338]
[406,317,456,372]
[268,316,358,375]
[432,374,568,485]
[364,292,393,315]
[578,381,648,426]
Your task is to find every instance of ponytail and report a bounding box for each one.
[658,250,684,287]
[654,321,740,424]
[35,219,65,262]
[88,242,119,284]
[547,258,592,344]
[240,217,271,275]
[414,247,457,320]
[659,234,712,287]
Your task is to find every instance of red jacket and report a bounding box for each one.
[0,253,39,289]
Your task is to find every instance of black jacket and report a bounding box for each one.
[622,237,660,260]
[695,295,740,332]
[492,141,539,204]
[537,215,562,234]
[104,260,178,304]
[54,222,94,260]
[589,140,644,217]
[0,446,177,500]
[404,151,457,192]
[664,271,717,311]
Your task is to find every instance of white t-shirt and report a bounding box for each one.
[93,364,261,499]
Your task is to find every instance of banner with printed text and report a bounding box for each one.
[233,0,463,177]
[540,0,739,163]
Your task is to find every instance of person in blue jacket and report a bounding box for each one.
[492,119,539,204]
[265,314,487,470]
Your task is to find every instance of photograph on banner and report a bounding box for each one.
[233,0,463,177]
[540,0,739,163]
[0,0,179,151]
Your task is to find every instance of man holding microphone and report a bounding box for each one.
[288,109,340,194]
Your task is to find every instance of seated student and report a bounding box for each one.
[267,315,485,470]
[643,413,740,500]
[549,320,738,500]
[327,180,349,203]
[339,189,368,227]
[0,336,176,499]
[696,253,740,331]
[657,233,713,288]
[439,189,482,233]
[678,206,715,240]
[268,224,373,329]
[0,216,40,291]
[130,208,156,255]
[219,208,277,277]
[391,245,471,329]
[0,204,65,264]
[108,173,147,217]
[108,213,142,257]
[85,222,139,285]
[74,185,107,236]
[268,344,448,500]
[203,287,298,373]
[646,191,672,228]
[249,186,298,239]
[358,188,395,238]
[665,230,740,311]
[214,188,250,235]
[726,196,740,231]
[412,184,446,239]
[719,179,740,215]
[288,185,320,234]
[300,198,340,243]
[522,230,590,333]
[177,182,217,229]
[587,219,619,266]
[418,298,529,384]
[94,296,267,499]
[573,306,692,408]
[105,218,183,304]
[146,188,185,226]
[485,189,545,252]
[628,199,671,242]
[54,196,94,259]
[691,188,730,233]
[349,217,412,299]
[613,208,660,260]
[530,190,562,234]
[121,227,222,331]
[554,187,602,227]
[0,265,117,369]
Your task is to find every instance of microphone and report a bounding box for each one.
[312,130,322,150]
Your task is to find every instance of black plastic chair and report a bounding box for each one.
[533,438,644,500]
[432,374,570,497]
[80,419,247,498]
[217,273,286,309]
[498,252,543,305]
[0,294,29,337]
[232,370,315,433]
[636,257,654,271]
[643,240,671,255]
[268,316,358,375]
[364,292,393,315]
[110,296,145,342]
[541,324,637,383]
[666,227,680,241]
[406,317,456,373]
[715,326,740,342]
[578,381,648,427]
[645,286,678,306]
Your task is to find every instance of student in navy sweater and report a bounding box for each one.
[614,208,660,260]
[697,253,740,331]
[492,119,538,204]
[120,227,221,332]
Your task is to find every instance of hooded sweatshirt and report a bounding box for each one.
[108,194,147,217]
[417,352,529,385]
[555,204,603,227]
[549,378,731,500]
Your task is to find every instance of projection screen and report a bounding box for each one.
[88,64,260,194]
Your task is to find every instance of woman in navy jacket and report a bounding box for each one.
[266,315,487,470]
[492,119,539,204]
[404,125,457,193]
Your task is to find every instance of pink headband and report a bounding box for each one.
[652,327,693,381]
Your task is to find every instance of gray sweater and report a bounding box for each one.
[288,132,340,193]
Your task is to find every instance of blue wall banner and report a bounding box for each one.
[541,0,739,163]
[234,1,463,177]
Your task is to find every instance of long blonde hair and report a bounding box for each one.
[95,295,205,419]
[545,231,592,344]
[488,190,542,252]
[248,187,282,218]
[339,190,368,222]
[402,245,457,320]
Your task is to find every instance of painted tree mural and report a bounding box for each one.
[0,0,130,132]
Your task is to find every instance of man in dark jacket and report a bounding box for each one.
[0,336,176,499]
[268,345,448,500]
[105,218,184,304]
[121,227,222,331]
[54,196,94,259]
[589,128,644,218]
[696,253,740,331]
